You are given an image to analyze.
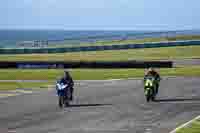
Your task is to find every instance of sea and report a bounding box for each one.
[0,29,200,48]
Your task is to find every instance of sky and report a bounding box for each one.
[0,0,200,30]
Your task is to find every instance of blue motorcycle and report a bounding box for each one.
[56,82,71,108]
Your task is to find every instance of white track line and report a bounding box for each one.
[170,115,200,133]
[0,93,20,98]
[10,90,33,94]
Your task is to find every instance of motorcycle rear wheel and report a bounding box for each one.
[146,95,151,102]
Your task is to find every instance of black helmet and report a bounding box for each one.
[64,70,68,74]
[64,70,70,78]
[64,70,69,75]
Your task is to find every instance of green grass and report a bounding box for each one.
[71,67,200,80]
[0,67,200,81]
[48,35,200,48]
[0,81,53,91]
[0,66,200,90]
[0,69,63,80]
[0,46,200,61]
[49,37,168,48]
[176,119,200,133]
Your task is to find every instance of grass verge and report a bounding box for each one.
[1,66,200,90]
[176,119,200,133]
[0,67,200,81]
[0,46,200,61]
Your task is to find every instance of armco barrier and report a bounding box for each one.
[0,40,200,54]
[0,61,173,69]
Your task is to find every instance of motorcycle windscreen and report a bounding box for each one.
[56,83,68,96]
[145,79,154,87]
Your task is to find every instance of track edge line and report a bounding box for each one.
[169,115,200,133]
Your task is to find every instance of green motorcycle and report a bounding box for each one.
[144,75,158,102]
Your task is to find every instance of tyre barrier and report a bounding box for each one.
[0,61,173,69]
[0,40,200,54]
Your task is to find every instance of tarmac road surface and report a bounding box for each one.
[0,77,200,133]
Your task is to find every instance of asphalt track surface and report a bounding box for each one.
[0,77,200,133]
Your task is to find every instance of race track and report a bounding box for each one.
[0,77,200,133]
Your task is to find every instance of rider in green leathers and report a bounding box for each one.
[144,67,161,94]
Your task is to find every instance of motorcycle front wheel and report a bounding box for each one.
[58,96,64,108]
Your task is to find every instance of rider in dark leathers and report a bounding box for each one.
[144,67,161,94]
[59,71,74,100]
